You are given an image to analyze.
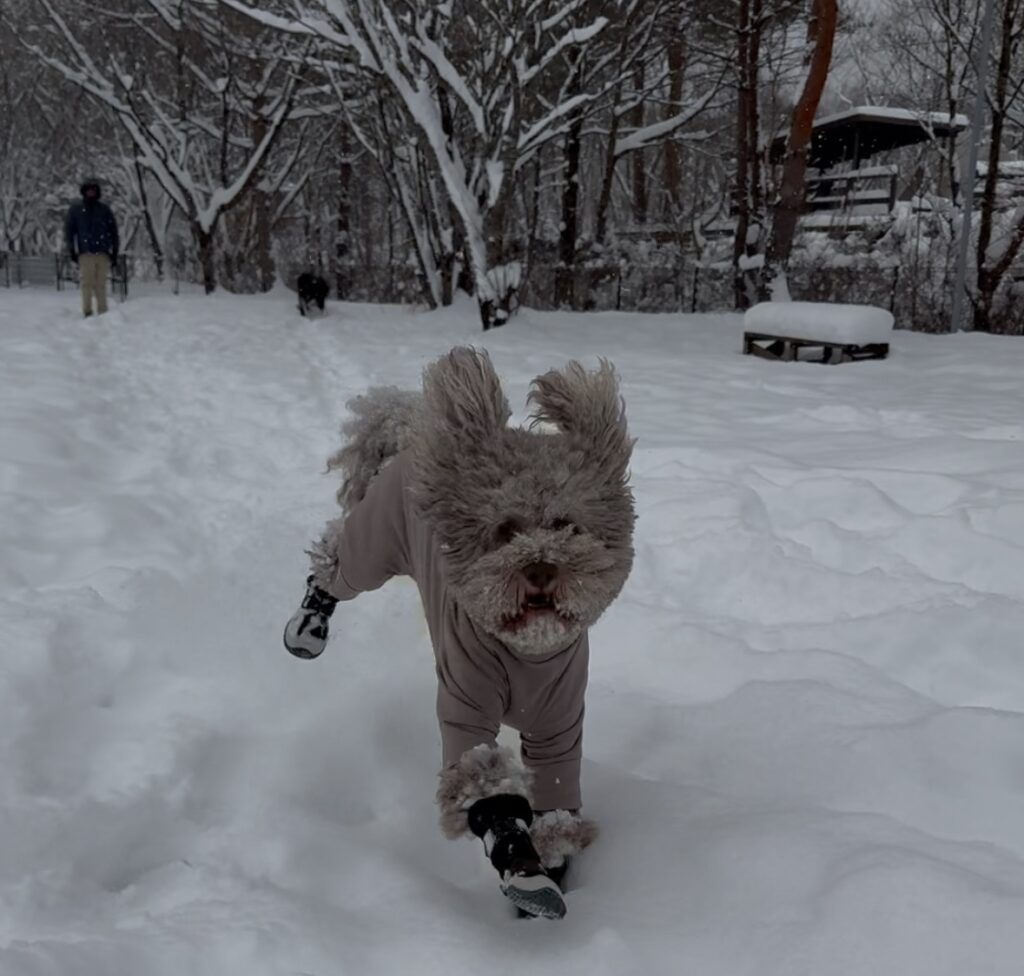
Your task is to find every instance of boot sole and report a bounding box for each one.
[501,874,567,920]
[282,623,325,659]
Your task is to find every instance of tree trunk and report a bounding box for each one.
[255,188,273,292]
[973,0,1018,332]
[663,39,686,215]
[336,135,352,300]
[251,113,274,293]
[473,158,520,329]
[419,149,455,307]
[758,0,837,300]
[631,63,648,226]
[555,117,583,308]
[595,105,623,246]
[973,275,995,333]
[194,225,216,294]
[946,97,960,205]
[555,55,585,310]
[134,158,164,281]
[439,247,456,306]
[747,0,764,245]
[525,154,543,298]
[450,218,470,297]
[732,0,760,308]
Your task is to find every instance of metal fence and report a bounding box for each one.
[0,252,131,300]
[323,260,911,320]
[3,248,1012,334]
[0,253,62,289]
[519,263,733,314]
[325,261,906,319]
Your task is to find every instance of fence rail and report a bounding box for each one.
[805,165,899,214]
[0,252,131,300]
[328,260,912,320]
[4,250,1018,334]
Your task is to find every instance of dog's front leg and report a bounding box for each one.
[519,720,598,872]
[306,454,411,601]
[437,743,569,919]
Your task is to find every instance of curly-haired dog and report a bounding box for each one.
[284,347,635,918]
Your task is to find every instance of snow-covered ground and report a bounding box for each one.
[3,286,1024,976]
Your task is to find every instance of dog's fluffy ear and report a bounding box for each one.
[421,347,511,442]
[528,360,633,475]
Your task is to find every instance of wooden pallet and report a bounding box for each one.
[743,331,889,365]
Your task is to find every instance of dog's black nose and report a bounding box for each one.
[523,561,558,591]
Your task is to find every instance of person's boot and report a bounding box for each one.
[283,575,338,659]
[467,793,567,919]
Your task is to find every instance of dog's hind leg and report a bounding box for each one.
[326,387,422,512]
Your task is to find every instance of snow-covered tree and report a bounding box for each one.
[0,13,87,253]
[866,0,1024,331]
[759,0,838,299]
[972,0,1024,332]
[551,1,723,307]
[724,0,807,306]
[228,0,675,327]
[336,73,458,309]
[16,0,309,292]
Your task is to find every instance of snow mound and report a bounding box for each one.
[745,301,895,344]
[2,288,1024,975]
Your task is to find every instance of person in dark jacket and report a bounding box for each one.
[65,179,119,317]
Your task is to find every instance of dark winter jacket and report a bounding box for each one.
[65,181,118,260]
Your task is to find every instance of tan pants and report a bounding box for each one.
[79,253,109,316]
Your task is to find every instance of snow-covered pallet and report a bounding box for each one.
[743,301,893,365]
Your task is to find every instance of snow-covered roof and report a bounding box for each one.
[771,106,968,170]
[813,106,969,130]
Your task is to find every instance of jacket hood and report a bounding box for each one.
[80,179,102,200]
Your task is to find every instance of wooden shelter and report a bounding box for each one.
[770,106,968,172]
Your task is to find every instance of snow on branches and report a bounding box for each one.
[16,0,312,291]
[227,0,673,327]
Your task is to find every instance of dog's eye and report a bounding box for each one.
[494,518,525,545]
[551,517,580,535]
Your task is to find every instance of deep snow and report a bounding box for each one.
[2,287,1024,976]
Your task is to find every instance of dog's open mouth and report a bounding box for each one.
[524,592,555,611]
[502,594,576,632]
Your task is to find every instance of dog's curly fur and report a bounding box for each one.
[530,810,599,869]
[319,347,635,657]
[317,348,635,858]
[436,744,534,839]
[326,386,421,511]
[436,746,598,868]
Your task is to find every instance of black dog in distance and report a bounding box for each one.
[297,272,329,318]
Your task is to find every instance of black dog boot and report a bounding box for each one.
[467,794,567,920]
[283,575,338,659]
